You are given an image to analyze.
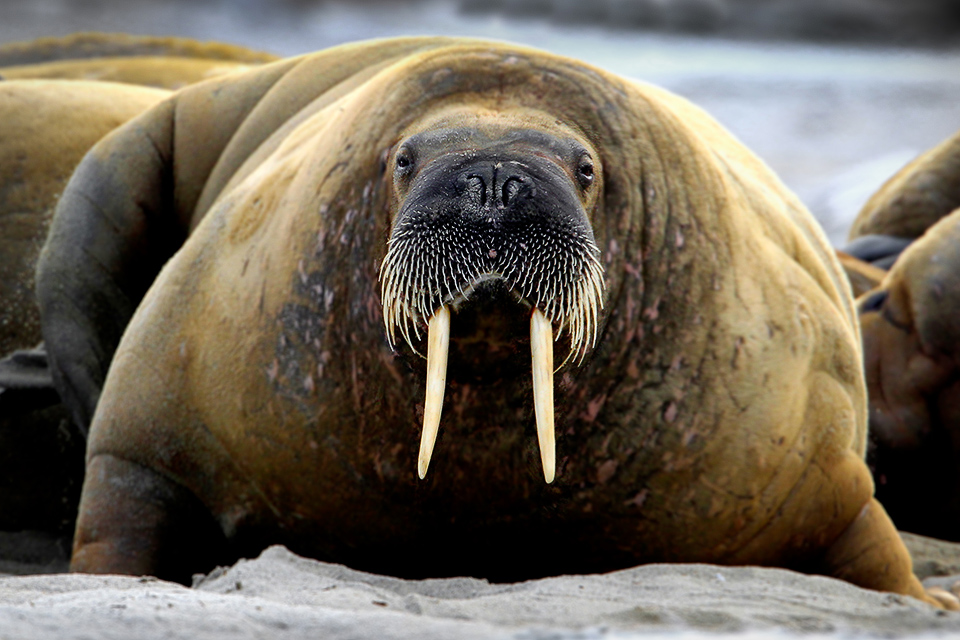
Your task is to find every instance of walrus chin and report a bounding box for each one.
[379,121,605,484]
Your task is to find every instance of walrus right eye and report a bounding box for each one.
[859,290,888,314]
[577,157,595,189]
[395,149,413,172]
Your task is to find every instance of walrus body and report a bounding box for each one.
[0,32,278,89]
[1,32,277,431]
[37,37,945,605]
[840,127,960,284]
[0,79,167,537]
[849,129,960,541]
[860,208,960,542]
[0,79,168,358]
[850,128,960,242]
[0,32,278,541]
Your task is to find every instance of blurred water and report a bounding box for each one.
[2,0,959,245]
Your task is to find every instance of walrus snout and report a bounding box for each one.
[379,123,606,483]
[457,161,535,214]
[380,128,603,352]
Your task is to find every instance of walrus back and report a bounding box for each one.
[849,128,960,241]
[0,33,280,90]
[0,32,277,66]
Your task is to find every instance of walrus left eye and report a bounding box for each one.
[577,158,594,188]
[395,149,414,174]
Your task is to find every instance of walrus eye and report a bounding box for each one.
[859,290,888,314]
[577,158,594,188]
[395,149,414,174]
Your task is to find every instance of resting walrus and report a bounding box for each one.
[0,32,278,89]
[36,37,953,607]
[860,208,960,542]
[0,33,275,542]
[849,128,960,242]
[1,33,278,430]
[841,127,960,274]
[848,129,960,541]
[0,78,167,537]
[0,79,168,360]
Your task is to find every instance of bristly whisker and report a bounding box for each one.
[379,227,605,366]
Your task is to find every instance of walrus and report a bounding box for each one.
[843,126,960,270]
[0,32,278,89]
[0,79,168,359]
[36,36,955,607]
[0,78,168,537]
[859,207,960,542]
[1,33,278,428]
[1,36,277,541]
[838,127,960,540]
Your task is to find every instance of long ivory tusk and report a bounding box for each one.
[531,307,556,483]
[419,306,451,479]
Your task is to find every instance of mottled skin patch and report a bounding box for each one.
[36,37,948,607]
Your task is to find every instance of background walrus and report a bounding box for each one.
[846,128,960,542]
[849,128,960,243]
[860,209,960,542]
[0,78,167,541]
[0,32,277,567]
[0,32,278,89]
[840,126,960,276]
[36,36,953,607]
[0,33,279,433]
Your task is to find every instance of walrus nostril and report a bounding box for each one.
[501,176,525,207]
[464,175,486,208]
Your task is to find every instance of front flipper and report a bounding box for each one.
[821,498,960,609]
[71,453,228,584]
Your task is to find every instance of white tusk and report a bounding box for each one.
[531,307,556,483]
[419,306,451,479]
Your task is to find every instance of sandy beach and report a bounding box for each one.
[2,2,960,638]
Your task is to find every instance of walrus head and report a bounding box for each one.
[379,108,605,484]
[858,210,960,452]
